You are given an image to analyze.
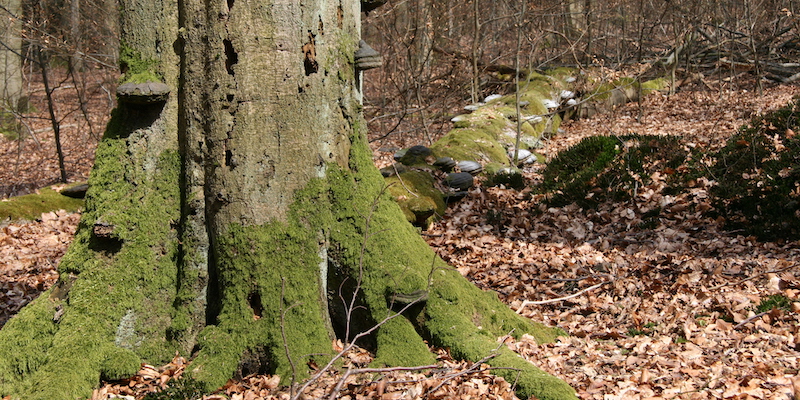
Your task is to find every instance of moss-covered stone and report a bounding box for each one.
[385,171,446,227]
[431,127,509,164]
[485,165,525,189]
[0,187,84,222]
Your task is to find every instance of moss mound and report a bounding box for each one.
[541,134,686,208]
[708,100,800,240]
[0,186,84,222]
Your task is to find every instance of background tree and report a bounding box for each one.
[0,0,577,399]
[0,0,23,112]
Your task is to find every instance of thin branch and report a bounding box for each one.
[516,281,611,311]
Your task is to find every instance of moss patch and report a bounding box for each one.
[385,171,446,227]
[0,103,182,399]
[119,42,163,84]
[0,187,84,222]
[190,178,335,390]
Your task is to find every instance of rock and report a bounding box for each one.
[444,190,469,203]
[380,163,407,177]
[486,166,524,189]
[433,157,456,172]
[508,148,535,165]
[60,183,88,199]
[398,145,432,165]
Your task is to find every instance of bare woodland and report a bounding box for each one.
[1,0,800,399]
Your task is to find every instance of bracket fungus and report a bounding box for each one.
[116,82,171,106]
[354,40,382,72]
[361,0,388,14]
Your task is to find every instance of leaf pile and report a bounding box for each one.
[0,210,79,327]
[91,349,521,400]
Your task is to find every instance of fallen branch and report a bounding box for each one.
[516,281,610,312]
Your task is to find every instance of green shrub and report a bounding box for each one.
[541,134,686,208]
[709,100,800,240]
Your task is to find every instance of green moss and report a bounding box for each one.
[756,294,793,312]
[423,269,574,399]
[0,187,84,222]
[431,127,508,164]
[142,376,208,400]
[190,178,335,389]
[100,346,142,381]
[385,171,445,226]
[642,78,667,92]
[544,67,578,82]
[590,77,637,101]
[119,42,162,83]
[485,165,525,189]
[189,326,245,389]
[373,317,435,366]
[0,104,182,399]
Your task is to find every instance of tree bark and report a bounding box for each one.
[0,0,23,111]
[0,0,577,399]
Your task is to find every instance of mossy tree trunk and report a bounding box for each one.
[0,0,577,399]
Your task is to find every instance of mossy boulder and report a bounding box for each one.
[0,186,84,222]
[709,100,800,240]
[578,77,667,119]
[385,171,446,228]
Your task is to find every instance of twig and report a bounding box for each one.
[291,296,428,400]
[708,264,795,291]
[424,336,509,396]
[391,165,419,198]
[327,364,439,399]
[734,311,769,330]
[516,281,611,312]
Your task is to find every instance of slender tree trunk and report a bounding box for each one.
[0,0,23,111]
[0,0,577,399]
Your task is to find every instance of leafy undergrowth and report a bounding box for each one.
[708,101,800,240]
[2,82,800,399]
[426,82,800,399]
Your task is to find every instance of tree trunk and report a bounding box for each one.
[0,0,577,399]
[0,0,23,111]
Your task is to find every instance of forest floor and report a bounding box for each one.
[1,76,800,399]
